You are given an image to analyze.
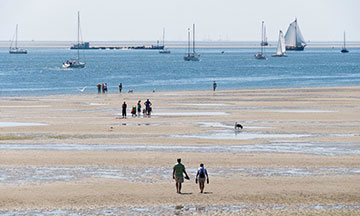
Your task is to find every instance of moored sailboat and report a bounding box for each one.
[63,11,85,68]
[9,24,27,54]
[255,21,266,59]
[272,30,287,57]
[159,28,171,54]
[341,31,349,53]
[184,24,200,61]
[284,18,306,51]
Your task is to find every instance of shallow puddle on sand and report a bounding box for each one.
[0,122,48,127]
[1,204,359,215]
[0,166,358,185]
[1,141,360,155]
[153,112,228,116]
[175,131,312,139]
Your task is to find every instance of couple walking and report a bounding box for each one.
[172,158,209,194]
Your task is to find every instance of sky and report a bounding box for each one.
[0,0,359,42]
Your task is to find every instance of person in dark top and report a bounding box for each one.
[144,99,152,116]
[97,83,101,94]
[122,102,127,118]
[137,100,141,117]
[195,163,209,193]
[213,81,217,91]
[119,83,122,93]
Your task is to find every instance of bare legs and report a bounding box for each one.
[199,181,205,193]
[176,182,182,193]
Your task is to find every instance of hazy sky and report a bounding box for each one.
[0,0,359,42]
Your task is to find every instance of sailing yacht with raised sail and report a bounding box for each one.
[9,25,27,54]
[284,18,306,51]
[341,31,349,53]
[255,21,266,59]
[63,11,85,68]
[159,28,170,54]
[184,24,200,61]
[272,30,287,57]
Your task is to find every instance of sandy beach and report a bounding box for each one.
[0,86,359,215]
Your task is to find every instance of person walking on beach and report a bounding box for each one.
[119,83,122,93]
[144,99,152,117]
[195,163,209,193]
[173,158,190,194]
[122,101,127,118]
[213,81,217,91]
[97,83,101,94]
[104,83,108,93]
[137,100,142,117]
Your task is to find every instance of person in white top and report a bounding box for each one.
[195,163,209,193]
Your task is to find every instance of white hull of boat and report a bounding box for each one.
[184,54,200,61]
[159,49,171,54]
[271,54,287,57]
[254,53,266,60]
[62,62,85,68]
[9,49,27,54]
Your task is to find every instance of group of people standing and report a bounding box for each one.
[97,83,108,94]
[173,158,209,194]
[121,99,152,118]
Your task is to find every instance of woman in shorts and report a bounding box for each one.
[195,163,209,193]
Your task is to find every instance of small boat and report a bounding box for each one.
[184,24,200,61]
[272,30,287,57]
[9,24,27,54]
[255,21,266,59]
[159,28,171,54]
[341,31,349,53]
[284,18,306,51]
[63,11,85,68]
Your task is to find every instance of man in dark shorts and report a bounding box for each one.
[172,158,190,194]
[122,101,127,118]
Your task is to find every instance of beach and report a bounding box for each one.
[0,86,359,215]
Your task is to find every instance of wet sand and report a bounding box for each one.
[0,86,359,215]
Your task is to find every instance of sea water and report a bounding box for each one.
[0,42,359,96]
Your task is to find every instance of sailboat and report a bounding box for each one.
[159,28,170,54]
[261,25,269,46]
[9,24,27,54]
[272,30,287,57]
[255,21,266,59]
[184,24,200,61]
[284,18,306,51]
[63,11,85,68]
[341,31,349,53]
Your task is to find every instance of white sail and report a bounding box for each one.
[276,31,282,55]
[280,30,286,54]
[285,18,306,48]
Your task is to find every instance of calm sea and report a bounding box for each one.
[0,42,359,96]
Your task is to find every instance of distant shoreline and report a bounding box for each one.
[1,41,360,49]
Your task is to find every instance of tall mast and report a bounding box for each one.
[15,24,18,49]
[77,11,80,60]
[343,31,346,49]
[187,28,190,55]
[261,21,264,54]
[193,24,195,54]
[162,28,165,46]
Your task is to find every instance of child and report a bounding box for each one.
[131,106,137,117]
